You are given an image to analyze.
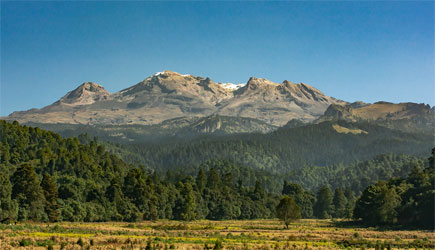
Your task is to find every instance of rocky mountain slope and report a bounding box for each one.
[5,70,344,126]
[316,102,434,133]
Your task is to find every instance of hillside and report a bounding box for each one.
[110,120,432,174]
[317,102,434,133]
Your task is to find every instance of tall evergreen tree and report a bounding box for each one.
[174,182,196,221]
[196,168,206,192]
[313,186,333,219]
[207,168,221,189]
[0,170,17,221]
[344,189,355,219]
[41,173,60,222]
[333,188,347,218]
[11,164,46,221]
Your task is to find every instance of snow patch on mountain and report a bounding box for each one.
[219,83,245,90]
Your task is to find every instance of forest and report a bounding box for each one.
[0,120,433,229]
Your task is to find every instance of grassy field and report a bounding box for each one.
[0,219,433,250]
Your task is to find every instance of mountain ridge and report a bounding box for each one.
[5,70,345,126]
[316,102,434,133]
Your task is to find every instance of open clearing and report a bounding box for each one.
[0,219,433,249]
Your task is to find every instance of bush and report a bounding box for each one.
[213,239,223,250]
[19,238,32,247]
[77,237,84,247]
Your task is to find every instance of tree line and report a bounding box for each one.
[353,151,434,229]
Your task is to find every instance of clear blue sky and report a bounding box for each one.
[1,1,434,116]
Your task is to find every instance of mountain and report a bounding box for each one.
[5,70,344,126]
[56,82,111,105]
[316,102,435,133]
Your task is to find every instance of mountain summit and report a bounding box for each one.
[6,71,344,126]
[56,82,110,105]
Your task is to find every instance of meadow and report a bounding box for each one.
[0,219,433,250]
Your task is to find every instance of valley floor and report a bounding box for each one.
[0,219,433,250]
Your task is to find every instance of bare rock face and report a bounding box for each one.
[5,70,344,126]
[57,82,110,105]
[219,77,345,125]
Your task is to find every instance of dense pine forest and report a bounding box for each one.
[0,120,433,229]
[107,121,432,174]
[30,120,432,175]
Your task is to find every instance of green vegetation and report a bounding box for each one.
[28,120,432,175]
[0,120,433,230]
[354,157,434,229]
[0,120,277,222]
[276,196,301,228]
[0,219,433,250]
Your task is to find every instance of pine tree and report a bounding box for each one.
[207,168,220,189]
[180,182,196,221]
[196,168,206,192]
[0,170,17,221]
[12,164,46,221]
[41,173,60,222]
[344,189,355,219]
[314,186,333,219]
[333,188,347,218]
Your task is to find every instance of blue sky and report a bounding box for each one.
[1,1,434,116]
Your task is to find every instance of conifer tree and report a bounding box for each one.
[314,186,333,219]
[333,188,347,218]
[41,173,60,222]
[0,171,17,221]
[12,164,46,221]
[180,182,196,221]
[207,168,220,189]
[196,168,206,192]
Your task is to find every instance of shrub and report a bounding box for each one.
[77,237,84,247]
[213,239,223,250]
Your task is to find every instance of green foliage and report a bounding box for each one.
[0,169,18,221]
[276,196,301,228]
[12,164,46,221]
[0,121,278,222]
[354,181,400,225]
[105,121,432,176]
[213,238,223,250]
[354,150,435,228]
[314,186,333,219]
[282,182,315,218]
[333,188,347,218]
[286,154,426,195]
[1,120,432,229]
[41,174,60,222]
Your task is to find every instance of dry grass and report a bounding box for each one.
[353,103,406,120]
[0,219,433,250]
[332,124,368,135]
